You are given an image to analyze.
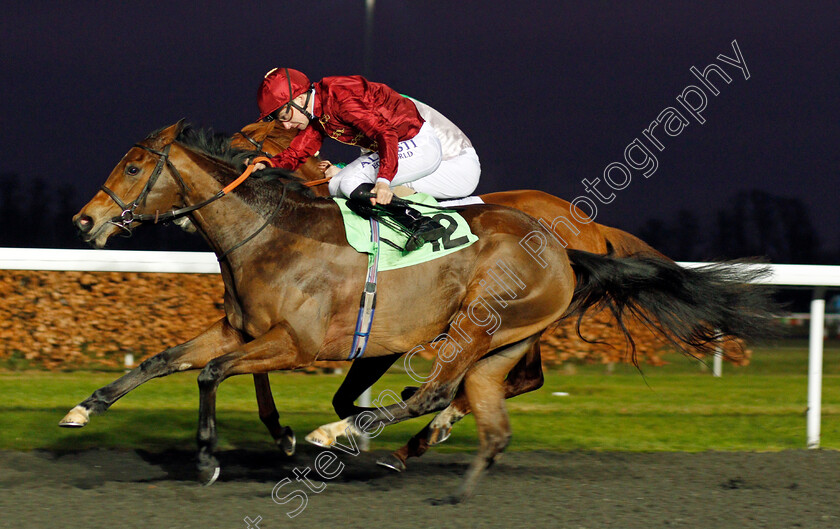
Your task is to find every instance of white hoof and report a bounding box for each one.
[428,426,452,446]
[305,428,335,448]
[306,418,358,448]
[59,406,90,428]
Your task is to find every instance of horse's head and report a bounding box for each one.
[232,121,300,156]
[74,120,187,247]
[233,120,330,196]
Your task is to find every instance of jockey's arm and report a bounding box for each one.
[254,127,323,171]
[338,100,402,205]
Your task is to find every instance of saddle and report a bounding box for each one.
[346,184,446,252]
[333,192,477,271]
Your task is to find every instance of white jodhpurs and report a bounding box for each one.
[328,122,481,200]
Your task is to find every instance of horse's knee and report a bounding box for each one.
[197,361,225,388]
[139,345,184,376]
[407,384,455,416]
[138,353,167,375]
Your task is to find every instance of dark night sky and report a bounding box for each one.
[2,1,838,254]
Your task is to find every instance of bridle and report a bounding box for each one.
[99,143,188,235]
[233,130,270,157]
[99,142,282,261]
[235,128,300,164]
[235,128,333,189]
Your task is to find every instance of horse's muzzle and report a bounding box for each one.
[74,214,94,235]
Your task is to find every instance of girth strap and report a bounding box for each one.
[349,218,381,360]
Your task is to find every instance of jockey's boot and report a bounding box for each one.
[349,184,445,252]
[382,202,446,252]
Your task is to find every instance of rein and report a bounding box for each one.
[100,143,279,260]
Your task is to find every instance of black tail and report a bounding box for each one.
[565,250,781,363]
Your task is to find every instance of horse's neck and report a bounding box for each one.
[172,146,300,261]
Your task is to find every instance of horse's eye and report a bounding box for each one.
[125,165,140,176]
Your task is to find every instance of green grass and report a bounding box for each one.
[0,340,838,453]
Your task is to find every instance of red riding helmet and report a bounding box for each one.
[257,67,311,121]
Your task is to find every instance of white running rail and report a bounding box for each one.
[2,248,839,448]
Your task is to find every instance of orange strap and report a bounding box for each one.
[221,156,272,195]
[303,177,332,187]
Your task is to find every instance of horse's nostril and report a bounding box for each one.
[75,215,94,234]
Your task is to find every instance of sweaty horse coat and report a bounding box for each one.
[64,121,778,500]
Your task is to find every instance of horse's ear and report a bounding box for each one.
[148,118,187,148]
[241,120,274,140]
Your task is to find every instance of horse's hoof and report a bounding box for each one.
[59,406,90,428]
[277,427,296,457]
[427,426,452,446]
[376,453,407,473]
[198,462,221,486]
[305,428,334,448]
[401,386,419,400]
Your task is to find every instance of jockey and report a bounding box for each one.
[253,67,481,251]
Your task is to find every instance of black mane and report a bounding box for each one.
[166,124,318,208]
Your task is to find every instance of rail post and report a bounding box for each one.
[807,287,826,449]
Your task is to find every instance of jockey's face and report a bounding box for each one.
[281,93,311,131]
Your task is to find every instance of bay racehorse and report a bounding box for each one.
[63,121,777,500]
[231,121,673,471]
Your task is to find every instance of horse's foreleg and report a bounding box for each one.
[197,324,307,485]
[429,338,542,443]
[253,373,296,455]
[59,317,245,428]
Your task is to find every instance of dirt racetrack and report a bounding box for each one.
[1,447,838,529]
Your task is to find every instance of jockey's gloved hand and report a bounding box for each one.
[348,184,444,252]
[244,158,268,171]
[349,181,394,205]
[371,181,394,205]
[349,183,410,207]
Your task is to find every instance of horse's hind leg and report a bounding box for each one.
[59,317,245,427]
[305,312,501,448]
[381,337,543,472]
[429,337,543,444]
[450,342,528,503]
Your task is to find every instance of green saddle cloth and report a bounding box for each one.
[333,193,478,271]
